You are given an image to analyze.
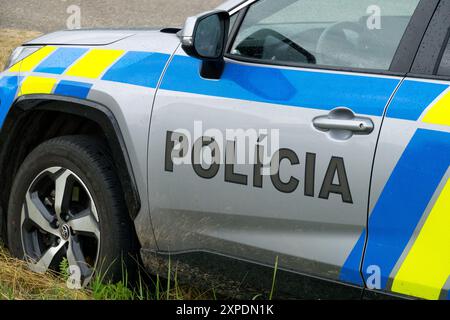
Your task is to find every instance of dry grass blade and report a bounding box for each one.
[0,247,90,300]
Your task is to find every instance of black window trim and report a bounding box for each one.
[224,0,440,77]
[434,28,450,75]
[226,5,249,53]
[410,0,450,81]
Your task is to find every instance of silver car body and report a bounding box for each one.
[0,0,449,300]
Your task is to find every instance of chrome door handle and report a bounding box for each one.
[313,117,374,133]
[312,108,374,140]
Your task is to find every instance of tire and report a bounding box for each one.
[7,135,138,286]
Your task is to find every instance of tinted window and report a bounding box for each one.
[230,0,420,70]
[438,37,450,76]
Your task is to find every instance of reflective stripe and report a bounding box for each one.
[161,56,400,116]
[19,76,57,95]
[9,46,57,73]
[54,80,92,99]
[65,49,124,79]
[339,229,365,286]
[34,47,88,75]
[423,89,450,127]
[359,129,450,289]
[102,51,170,88]
[0,76,22,128]
[386,80,448,121]
[391,178,450,300]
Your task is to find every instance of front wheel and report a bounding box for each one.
[7,135,138,287]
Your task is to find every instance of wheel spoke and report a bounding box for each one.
[69,209,100,240]
[67,236,92,283]
[54,169,73,219]
[27,239,66,273]
[25,192,59,236]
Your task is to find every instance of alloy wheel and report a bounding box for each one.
[20,166,101,287]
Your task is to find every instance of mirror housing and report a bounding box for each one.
[180,10,230,79]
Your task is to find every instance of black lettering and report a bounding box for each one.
[270,148,300,193]
[191,136,220,179]
[253,144,263,188]
[304,152,316,197]
[165,131,188,172]
[319,156,353,203]
[225,141,248,185]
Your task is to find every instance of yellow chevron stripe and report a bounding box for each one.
[65,49,124,79]
[391,178,450,300]
[422,90,450,127]
[9,46,56,72]
[19,76,57,96]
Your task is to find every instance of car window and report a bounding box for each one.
[438,36,450,76]
[229,0,420,70]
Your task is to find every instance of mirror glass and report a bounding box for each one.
[194,14,225,59]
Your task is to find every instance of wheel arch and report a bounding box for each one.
[0,94,141,240]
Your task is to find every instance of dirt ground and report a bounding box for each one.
[0,1,224,69]
[0,0,223,33]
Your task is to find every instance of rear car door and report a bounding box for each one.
[362,0,450,300]
[148,0,423,287]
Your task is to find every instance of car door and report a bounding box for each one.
[147,0,423,285]
[361,0,450,300]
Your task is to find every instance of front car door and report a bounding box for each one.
[361,0,450,300]
[148,0,423,293]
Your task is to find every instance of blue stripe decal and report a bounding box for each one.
[54,80,92,99]
[339,230,365,286]
[0,76,21,128]
[160,56,400,116]
[34,47,88,75]
[102,51,169,88]
[386,80,448,121]
[358,129,450,289]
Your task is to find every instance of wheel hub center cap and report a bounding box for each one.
[60,224,71,240]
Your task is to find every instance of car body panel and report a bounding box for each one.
[148,48,402,283]
[344,78,450,300]
[0,0,448,301]
[25,30,136,46]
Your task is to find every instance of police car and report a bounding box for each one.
[0,0,449,300]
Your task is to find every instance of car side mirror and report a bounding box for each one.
[180,10,230,79]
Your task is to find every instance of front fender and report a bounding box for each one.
[0,30,181,250]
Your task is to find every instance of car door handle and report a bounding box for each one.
[312,108,374,140]
[313,117,374,133]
